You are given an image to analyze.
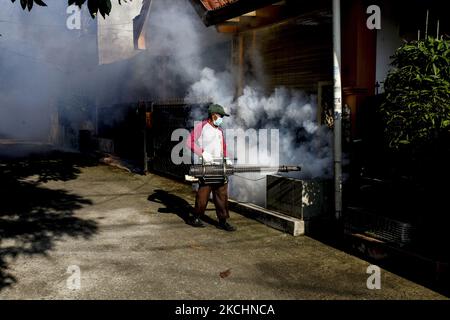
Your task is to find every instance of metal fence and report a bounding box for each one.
[344,207,415,246]
[148,100,209,179]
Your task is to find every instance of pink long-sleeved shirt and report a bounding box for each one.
[186,120,227,159]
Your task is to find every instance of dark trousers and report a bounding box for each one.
[194,182,230,220]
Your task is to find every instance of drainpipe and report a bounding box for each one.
[333,0,343,221]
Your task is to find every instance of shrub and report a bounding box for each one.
[381,37,450,154]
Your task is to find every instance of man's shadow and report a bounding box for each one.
[147,190,219,227]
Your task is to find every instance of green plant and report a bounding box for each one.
[381,37,450,153]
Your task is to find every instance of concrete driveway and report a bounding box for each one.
[0,149,447,299]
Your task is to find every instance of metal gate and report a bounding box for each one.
[148,100,209,179]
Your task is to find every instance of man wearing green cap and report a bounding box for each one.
[186,103,236,232]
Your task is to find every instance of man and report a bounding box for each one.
[186,103,236,232]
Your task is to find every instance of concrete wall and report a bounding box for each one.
[97,1,143,64]
[266,175,333,221]
[375,1,403,92]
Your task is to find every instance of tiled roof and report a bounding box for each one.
[190,0,280,26]
[199,0,239,11]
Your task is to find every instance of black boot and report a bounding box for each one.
[190,216,206,228]
[218,219,236,232]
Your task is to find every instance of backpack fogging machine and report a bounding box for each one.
[185,157,301,184]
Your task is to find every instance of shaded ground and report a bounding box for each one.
[0,142,98,290]
[0,145,447,299]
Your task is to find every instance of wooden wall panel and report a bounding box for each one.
[238,18,333,94]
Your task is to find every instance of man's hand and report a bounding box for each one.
[202,151,213,163]
[185,175,199,182]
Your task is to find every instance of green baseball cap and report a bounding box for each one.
[208,103,230,117]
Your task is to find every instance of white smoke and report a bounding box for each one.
[186,67,333,205]
[0,0,332,206]
[0,0,223,142]
[186,68,234,106]
[0,2,99,144]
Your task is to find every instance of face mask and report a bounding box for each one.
[213,116,223,127]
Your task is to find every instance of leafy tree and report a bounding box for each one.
[380,37,450,184]
[10,0,132,18]
[381,37,450,151]
[376,37,450,246]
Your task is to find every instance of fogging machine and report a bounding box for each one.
[185,158,301,184]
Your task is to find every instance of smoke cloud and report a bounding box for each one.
[187,68,333,205]
[0,0,332,206]
[0,1,98,146]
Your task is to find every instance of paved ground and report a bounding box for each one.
[0,148,447,299]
